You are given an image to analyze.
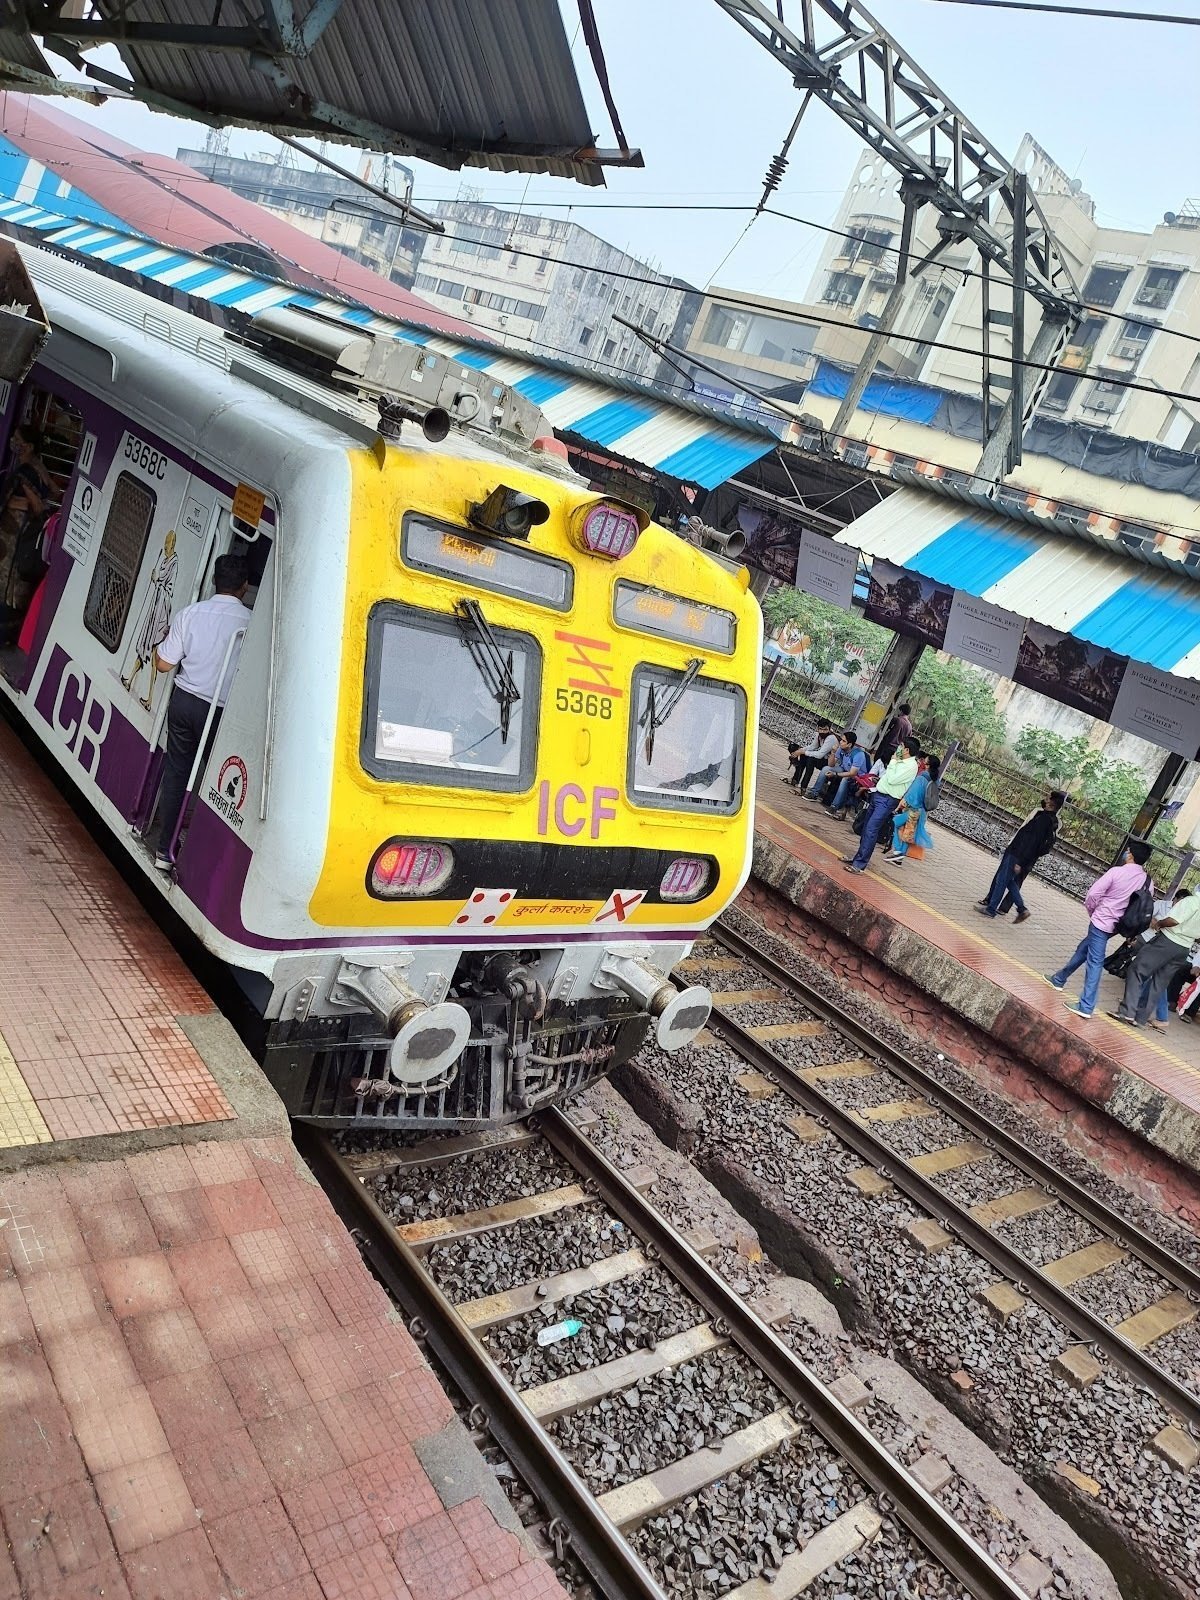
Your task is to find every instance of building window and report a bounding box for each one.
[436,279,465,300]
[822,272,864,308]
[602,337,616,358]
[1082,264,1129,309]
[844,225,892,266]
[578,327,593,347]
[536,255,549,276]
[1134,266,1183,310]
[84,473,157,652]
[1039,372,1080,415]
[1081,379,1123,418]
[1111,318,1156,362]
[1066,315,1106,363]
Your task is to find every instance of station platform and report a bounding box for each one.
[753,734,1200,1183]
[0,719,562,1600]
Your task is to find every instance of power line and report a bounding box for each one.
[928,0,1200,22]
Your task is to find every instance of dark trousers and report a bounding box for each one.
[852,792,899,869]
[985,850,1027,916]
[788,753,822,791]
[1118,934,1189,1025]
[157,686,219,857]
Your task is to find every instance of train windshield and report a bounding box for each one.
[628,664,745,813]
[363,603,539,791]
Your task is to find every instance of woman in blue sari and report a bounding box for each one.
[885,754,940,866]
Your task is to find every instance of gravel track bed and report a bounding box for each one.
[424,1205,630,1301]
[1069,1255,1173,1324]
[755,1027,884,1071]
[718,995,823,1026]
[365,1142,575,1221]
[1145,1318,1200,1389]
[717,907,1200,1275]
[993,1205,1103,1268]
[483,1269,702,1389]
[814,1068,909,1112]
[549,1349,784,1492]
[640,1015,1200,1589]
[870,1111,967,1159]
[931,1155,1029,1211]
[627,1435,968,1600]
[686,959,762,988]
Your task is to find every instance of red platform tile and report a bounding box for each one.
[99,1253,184,1320]
[76,1196,159,1264]
[316,1542,413,1600]
[448,1502,523,1583]
[486,1567,566,1600]
[44,1322,140,1409]
[0,1341,87,1501]
[67,1386,171,1476]
[188,1141,257,1187]
[148,1362,242,1448]
[4,1476,117,1591]
[221,1344,309,1424]
[22,1263,108,1336]
[168,1236,253,1306]
[59,1159,137,1209]
[281,1465,370,1540]
[387,1512,483,1600]
[28,1553,133,1599]
[122,1306,212,1383]
[247,1404,345,1494]
[7,1197,89,1279]
[0,1280,34,1345]
[141,1186,222,1250]
[313,1264,396,1329]
[205,1495,310,1597]
[231,1225,311,1289]
[351,1450,443,1541]
[207,1178,283,1238]
[258,1279,339,1342]
[122,1526,222,1600]
[256,1580,323,1600]
[93,1451,198,1553]
[174,1427,275,1522]
[124,1146,200,1200]
[190,1292,282,1360]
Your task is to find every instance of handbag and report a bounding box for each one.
[897,813,918,845]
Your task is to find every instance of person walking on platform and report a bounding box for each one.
[843,736,919,874]
[1112,886,1200,1029]
[785,721,837,792]
[1044,840,1152,1019]
[976,790,1066,922]
[875,702,913,767]
[152,553,250,871]
[884,753,941,866]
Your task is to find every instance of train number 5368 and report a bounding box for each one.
[555,688,612,719]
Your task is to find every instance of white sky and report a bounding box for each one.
[36,0,1200,297]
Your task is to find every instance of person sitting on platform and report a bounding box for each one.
[976,789,1066,923]
[1045,840,1152,1019]
[1112,885,1200,1030]
[805,730,867,807]
[843,736,919,874]
[785,721,837,792]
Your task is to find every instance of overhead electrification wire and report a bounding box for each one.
[927,0,1200,23]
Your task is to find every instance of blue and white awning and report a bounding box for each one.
[0,198,775,491]
[837,486,1200,681]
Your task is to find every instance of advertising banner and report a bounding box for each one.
[1013,619,1128,720]
[942,592,1025,680]
[794,529,858,613]
[862,557,954,650]
[738,502,807,583]
[1110,660,1200,759]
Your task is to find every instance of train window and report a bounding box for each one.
[613,581,737,654]
[400,514,573,612]
[83,472,157,652]
[627,664,745,815]
[362,601,540,793]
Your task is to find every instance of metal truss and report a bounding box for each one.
[21,0,343,59]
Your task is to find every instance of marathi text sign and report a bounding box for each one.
[863,557,953,650]
[942,592,1024,680]
[1110,661,1200,759]
[795,530,857,612]
[1013,619,1127,721]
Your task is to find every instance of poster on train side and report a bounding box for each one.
[942,591,1024,680]
[1110,660,1200,759]
[1013,619,1128,720]
[862,557,953,650]
[794,529,857,612]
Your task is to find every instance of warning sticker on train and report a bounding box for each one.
[594,889,647,923]
[209,755,248,829]
[64,480,97,561]
[454,889,516,927]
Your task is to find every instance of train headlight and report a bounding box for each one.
[469,484,550,541]
[369,841,454,898]
[659,857,711,902]
[572,499,646,560]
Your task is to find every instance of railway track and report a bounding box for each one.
[298,1115,1031,1600]
[686,920,1200,1433]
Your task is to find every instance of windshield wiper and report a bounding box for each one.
[641,656,704,765]
[454,598,521,743]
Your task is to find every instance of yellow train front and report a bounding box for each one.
[274,415,761,1128]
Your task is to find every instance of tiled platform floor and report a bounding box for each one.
[0,721,232,1146]
[0,1134,563,1600]
[757,735,1200,1117]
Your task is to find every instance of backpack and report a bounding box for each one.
[1115,878,1154,938]
[923,779,941,814]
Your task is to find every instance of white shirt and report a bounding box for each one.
[158,593,248,705]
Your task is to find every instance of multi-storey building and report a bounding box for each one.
[177,146,424,287]
[412,200,695,386]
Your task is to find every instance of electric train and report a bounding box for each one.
[0,237,761,1129]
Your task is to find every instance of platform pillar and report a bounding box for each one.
[1116,751,1190,867]
[852,633,924,753]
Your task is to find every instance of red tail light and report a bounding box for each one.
[577,501,642,560]
[369,841,454,898]
[660,857,710,902]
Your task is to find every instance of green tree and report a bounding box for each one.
[1012,728,1101,789]
[762,586,887,693]
[909,652,1005,753]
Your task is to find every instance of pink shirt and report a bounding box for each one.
[1085,862,1148,933]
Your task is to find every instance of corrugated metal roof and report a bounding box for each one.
[0,197,775,491]
[836,486,1200,681]
[37,0,619,185]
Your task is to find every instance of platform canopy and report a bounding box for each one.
[837,485,1200,681]
[0,0,637,185]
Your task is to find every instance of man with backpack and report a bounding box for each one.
[1044,840,1153,1019]
[1112,885,1200,1029]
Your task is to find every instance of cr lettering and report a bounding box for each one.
[52,664,110,778]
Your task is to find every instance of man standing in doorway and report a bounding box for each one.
[1045,840,1151,1018]
[844,736,919,874]
[976,790,1066,923]
[152,553,249,870]
[1113,887,1200,1029]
